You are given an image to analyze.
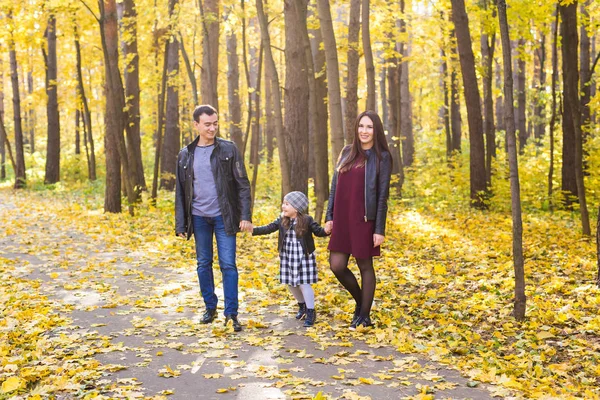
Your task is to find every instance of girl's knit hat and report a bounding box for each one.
[283,191,309,214]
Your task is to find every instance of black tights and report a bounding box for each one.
[329,251,375,317]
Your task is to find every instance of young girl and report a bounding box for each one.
[252,191,330,327]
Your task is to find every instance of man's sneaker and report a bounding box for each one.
[200,308,217,324]
[225,315,242,332]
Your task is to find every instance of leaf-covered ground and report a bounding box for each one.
[1,187,599,399]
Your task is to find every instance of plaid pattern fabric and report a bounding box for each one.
[283,191,309,214]
[279,222,318,285]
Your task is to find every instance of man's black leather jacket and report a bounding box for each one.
[175,136,251,238]
[325,145,392,236]
[252,216,328,255]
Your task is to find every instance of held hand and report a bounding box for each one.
[373,234,385,247]
[239,220,252,232]
[177,232,186,238]
[324,221,333,235]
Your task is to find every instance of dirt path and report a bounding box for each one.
[0,191,496,399]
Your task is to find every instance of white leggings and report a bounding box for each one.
[288,284,315,309]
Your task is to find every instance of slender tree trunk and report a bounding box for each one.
[386,11,404,195]
[380,65,388,130]
[0,113,17,174]
[160,1,180,191]
[534,32,547,141]
[179,36,199,106]
[548,8,559,211]
[122,0,146,193]
[100,0,135,215]
[516,38,527,152]
[441,48,452,160]
[151,40,169,203]
[256,0,290,195]
[43,14,60,184]
[74,23,96,181]
[450,36,462,153]
[362,0,376,111]
[399,0,413,167]
[560,1,590,235]
[309,8,329,223]
[497,0,525,321]
[200,0,219,109]
[345,0,360,144]
[0,57,5,179]
[481,31,496,187]
[264,70,274,163]
[226,29,243,149]
[580,0,591,129]
[450,0,487,207]
[249,45,263,214]
[495,59,505,132]
[75,109,81,155]
[27,70,34,153]
[284,0,309,194]
[8,21,26,188]
[316,0,345,162]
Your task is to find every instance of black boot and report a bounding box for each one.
[295,302,307,320]
[304,308,316,327]
[200,308,217,324]
[225,315,242,332]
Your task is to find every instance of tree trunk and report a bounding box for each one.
[560,1,590,235]
[580,0,591,128]
[43,14,61,184]
[0,58,5,179]
[399,0,413,167]
[548,8,559,211]
[441,47,451,160]
[284,0,309,194]
[496,0,526,321]
[345,0,360,144]
[27,70,35,153]
[450,0,487,207]
[100,0,135,215]
[495,60,505,133]
[450,36,462,153]
[256,0,290,195]
[179,36,199,106]
[516,38,527,152]
[8,23,26,188]
[481,31,496,187]
[75,109,81,155]
[533,32,546,141]
[264,70,275,163]
[0,113,17,175]
[249,45,263,214]
[151,40,169,203]
[160,17,180,191]
[74,23,96,181]
[122,0,146,193]
[386,13,404,196]
[362,0,376,111]
[316,0,345,163]
[309,9,329,223]
[200,0,219,109]
[226,29,243,149]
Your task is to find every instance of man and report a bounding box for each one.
[175,105,252,332]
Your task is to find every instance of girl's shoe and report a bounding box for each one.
[349,316,374,330]
[304,308,316,327]
[350,303,361,325]
[295,302,307,320]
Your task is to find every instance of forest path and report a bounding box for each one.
[0,190,495,399]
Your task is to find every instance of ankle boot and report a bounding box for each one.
[295,302,307,320]
[303,308,316,327]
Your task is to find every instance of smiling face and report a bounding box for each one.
[194,113,219,145]
[281,200,298,218]
[357,116,374,149]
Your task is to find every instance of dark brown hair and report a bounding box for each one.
[282,212,309,237]
[338,110,391,173]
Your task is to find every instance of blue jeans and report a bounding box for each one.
[192,215,238,316]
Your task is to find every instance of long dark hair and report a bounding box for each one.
[282,212,309,237]
[338,110,391,173]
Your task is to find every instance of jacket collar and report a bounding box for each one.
[187,136,222,152]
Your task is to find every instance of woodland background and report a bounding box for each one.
[1,0,600,397]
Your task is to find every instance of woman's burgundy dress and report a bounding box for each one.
[328,163,380,258]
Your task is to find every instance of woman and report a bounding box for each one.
[325,110,392,329]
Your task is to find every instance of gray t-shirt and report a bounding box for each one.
[192,144,221,217]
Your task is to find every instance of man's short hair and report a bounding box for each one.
[193,105,218,122]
